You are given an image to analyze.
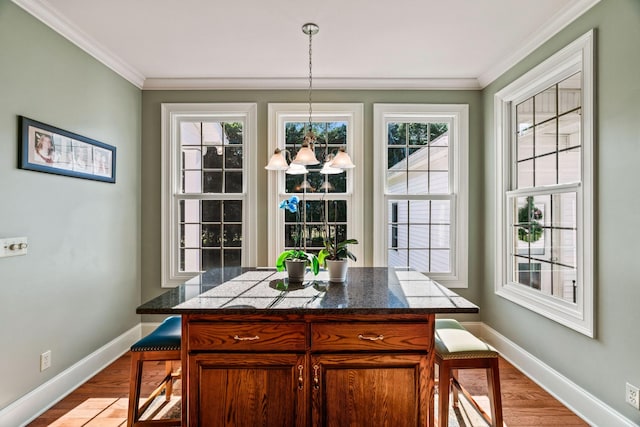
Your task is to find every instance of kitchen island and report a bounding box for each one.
[137,267,478,426]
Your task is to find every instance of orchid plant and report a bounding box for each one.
[317,200,358,267]
[275,196,320,275]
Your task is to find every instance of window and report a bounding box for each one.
[267,104,363,262]
[161,103,257,287]
[373,104,469,287]
[494,30,594,336]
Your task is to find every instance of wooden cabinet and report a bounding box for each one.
[183,314,435,427]
[188,352,307,426]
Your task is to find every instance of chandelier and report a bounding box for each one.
[265,23,355,175]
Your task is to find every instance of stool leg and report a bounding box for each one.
[165,361,173,401]
[127,353,143,427]
[452,368,460,407]
[438,361,451,427]
[486,359,504,427]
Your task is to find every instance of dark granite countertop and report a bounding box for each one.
[137,267,478,315]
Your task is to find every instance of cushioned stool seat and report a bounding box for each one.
[433,319,503,427]
[127,316,182,427]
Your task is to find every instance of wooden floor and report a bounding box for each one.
[28,352,588,426]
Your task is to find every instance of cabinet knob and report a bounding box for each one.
[298,365,304,390]
[313,364,320,390]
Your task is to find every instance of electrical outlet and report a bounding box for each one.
[40,350,51,371]
[626,382,640,410]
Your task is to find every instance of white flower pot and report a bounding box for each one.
[326,259,348,283]
[285,259,306,283]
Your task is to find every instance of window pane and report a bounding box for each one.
[429,123,449,143]
[409,250,429,272]
[558,111,581,149]
[183,249,200,271]
[558,72,581,114]
[389,249,408,267]
[183,148,202,169]
[203,147,223,168]
[202,122,224,145]
[428,171,448,194]
[387,123,407,145]
[408,225,429,249]
[387,171,407,194]
[430,250,450,272]
[554,192,577,228]
[534,86,556,124]
[431,201,450,224]
[535,119,557,156]
[202,224,221,247]
[517,130,533,161]
[516,98,534,136]
[407,171,428,194]
[183,224,200,248]
[224,224,242,247]
[429,147,449,171]
[203,200,221,222]
[225,146,243,169]
[180,122,201,146]
[408,147,427,170]
[558,147,581,184]
[409,200,429,223]
[388,147,406,169]
[202,249,221,270]
[224,249,242,267]
[409,123,429,145]
[183,170,202,193]
[430,225,450,249]
[203,171,222,193]
[224,122,243,145]
[221,200,241,223]
[535,154,556,186]
[517,159,533,189]
[181,199,200,223]
[224,171,243,193]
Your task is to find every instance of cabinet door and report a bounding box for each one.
[311,354,428,427]
[189,353,307,427]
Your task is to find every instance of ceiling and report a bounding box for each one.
[13,0,599,89]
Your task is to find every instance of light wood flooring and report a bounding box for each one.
[27,352,588,426]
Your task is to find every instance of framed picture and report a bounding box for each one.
[19,116,116,183]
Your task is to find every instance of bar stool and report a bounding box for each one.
[127,316,182,427]
[434,319,504,427]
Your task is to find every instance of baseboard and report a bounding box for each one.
[477,322,637,427]
[0,323,142,427]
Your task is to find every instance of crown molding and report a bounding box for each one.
[142,77,482,90]
[11,0,146,88]
[478,0,601,88]
[14,0,599,92]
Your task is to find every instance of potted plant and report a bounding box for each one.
[318,201,358,283]
[275,196,319,282]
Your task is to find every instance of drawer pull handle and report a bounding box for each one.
[313,364,320,390]
[358,334,384,341]
[233,335,260,341]
[298,365,304,390]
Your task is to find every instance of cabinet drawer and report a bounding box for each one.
[311,322,431,352]
[188,322,306,351]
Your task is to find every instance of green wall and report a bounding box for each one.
[0,1,141,410]
[141,89,484,318]
[482,0,640,422]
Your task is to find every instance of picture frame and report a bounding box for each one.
[19,116,116,183]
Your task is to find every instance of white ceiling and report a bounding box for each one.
[13,0,599,89]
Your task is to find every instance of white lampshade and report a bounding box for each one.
[285,163,309,175]
[292,143,320,165]
[320,160,343,175]
[264,149,289,170]
[330,148,355,169]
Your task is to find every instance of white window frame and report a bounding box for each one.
[372,104,469,288]
[267,103,364,264]
[494,30,594,336]
[161,103,257,287]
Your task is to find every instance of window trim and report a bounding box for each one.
[372,104,469,287]
[494,30,594,336]
[161,103,257,287]
[266,103,364,264]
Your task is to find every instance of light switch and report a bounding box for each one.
[0,237,28,258]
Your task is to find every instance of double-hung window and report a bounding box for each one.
[373,104,469,287]
[267,104,363,263]
[494,30,594,336]
[161,103,257,287]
